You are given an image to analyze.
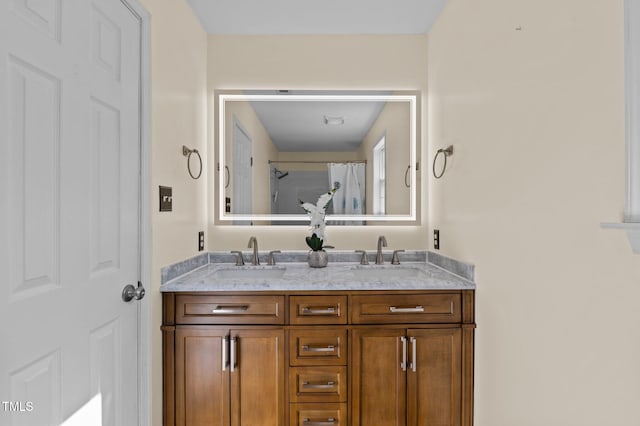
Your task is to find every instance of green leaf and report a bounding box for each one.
[305,234,324,251]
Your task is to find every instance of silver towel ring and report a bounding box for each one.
[182,145,202,180]
[432,145,454,179]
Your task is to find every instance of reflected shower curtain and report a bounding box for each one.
[328,163,365,222]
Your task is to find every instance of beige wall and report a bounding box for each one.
[142,3,640,425]
[359,100,412,215]
[428,0,640,425]
[208,35,428,250]
[139,0,208,424]
[223,100,277,216]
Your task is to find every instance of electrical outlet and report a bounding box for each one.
[198,231,205,252]
[434,229,440,250]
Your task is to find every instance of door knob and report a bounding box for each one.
[122,281,145,302]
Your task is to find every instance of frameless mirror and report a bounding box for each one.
[216,90,419,224]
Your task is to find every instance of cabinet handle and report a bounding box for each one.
[222,336,229,371]
[302,344,336,352]
[410,336,417,372]
[212,305,249,314]
[400,336,407,371]
[389,305,424,313]
[302,381,336,389]
[230,336,237,372]
[302,306,336,315]
[302,418,336,425]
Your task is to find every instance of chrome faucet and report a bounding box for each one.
[355,250,369,265]
[391,249,405,265]
[376,236,387,265]
[230,250,245,266]
[248,236,259,265]
[267,250,281,265]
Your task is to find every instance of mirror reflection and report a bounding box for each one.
[217,91,418,224]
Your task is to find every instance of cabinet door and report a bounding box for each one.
[407,328,462,426]
[175,327,230,426]
[351,328,407,426]
[230,328,286,426]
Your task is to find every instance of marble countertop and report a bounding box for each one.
[160,260,476,292]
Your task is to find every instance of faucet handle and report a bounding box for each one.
[230,251,245,266]
[267,250,281,265]
[391,250,405,265]
[355,250,369,265]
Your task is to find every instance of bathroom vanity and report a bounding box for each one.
[161,253,475,426]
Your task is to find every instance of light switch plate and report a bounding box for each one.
[159,186,172,212]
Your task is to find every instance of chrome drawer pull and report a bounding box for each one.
[302,344,336,352]
[410,336,417,372]
[302,307,336,315]
[229,336,237,372]
[212,305,249,314]
[302,418,336,426]
[222,336,229,371]
[302,381,336,389]
[400,336,407,371]
[389,305,424,313]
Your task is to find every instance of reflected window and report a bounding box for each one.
[373,134,386,215]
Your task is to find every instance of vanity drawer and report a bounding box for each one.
[289,366,347,403]
[175,294,285,324]
[289,328,347,366]
[290,403,347,426]
[289,295,347,325]
[351,293,461,324]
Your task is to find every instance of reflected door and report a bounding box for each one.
[0,0,142,424]
[232,119,253,216]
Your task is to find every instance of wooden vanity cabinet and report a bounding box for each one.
[163,290,475,426]
[164,294,286,426]
[350,327,462,426]
[174,326,285,426]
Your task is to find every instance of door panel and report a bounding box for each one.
[407,328,462,426]
[0,0,142,424]
[232,119,253,215]
[350,328,406,426]
[230,329,285,426]
[175,327,230,426]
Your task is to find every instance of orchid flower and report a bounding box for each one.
[300,188,337,250]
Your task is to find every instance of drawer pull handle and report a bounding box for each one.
[302,381,336,389]
[212,305,249,314]
[410,336,417,372]
[229,336,237,372]
[222,336,229,371]
[302,418,336,426]
[302,344,336,352]
[302,307,336,315]
[400,336,407,371]
[389,305,424,313]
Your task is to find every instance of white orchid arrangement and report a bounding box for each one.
[299,188,337,251]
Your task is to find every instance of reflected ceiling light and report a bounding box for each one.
[324,116,345,125]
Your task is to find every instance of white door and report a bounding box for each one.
[232,118,253,216]
[0,1,143,425]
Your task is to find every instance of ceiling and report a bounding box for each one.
[187,0,448,35]
[249,96,387,152]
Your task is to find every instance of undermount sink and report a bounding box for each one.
[346,266,424,279]
[213,267,286,279]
